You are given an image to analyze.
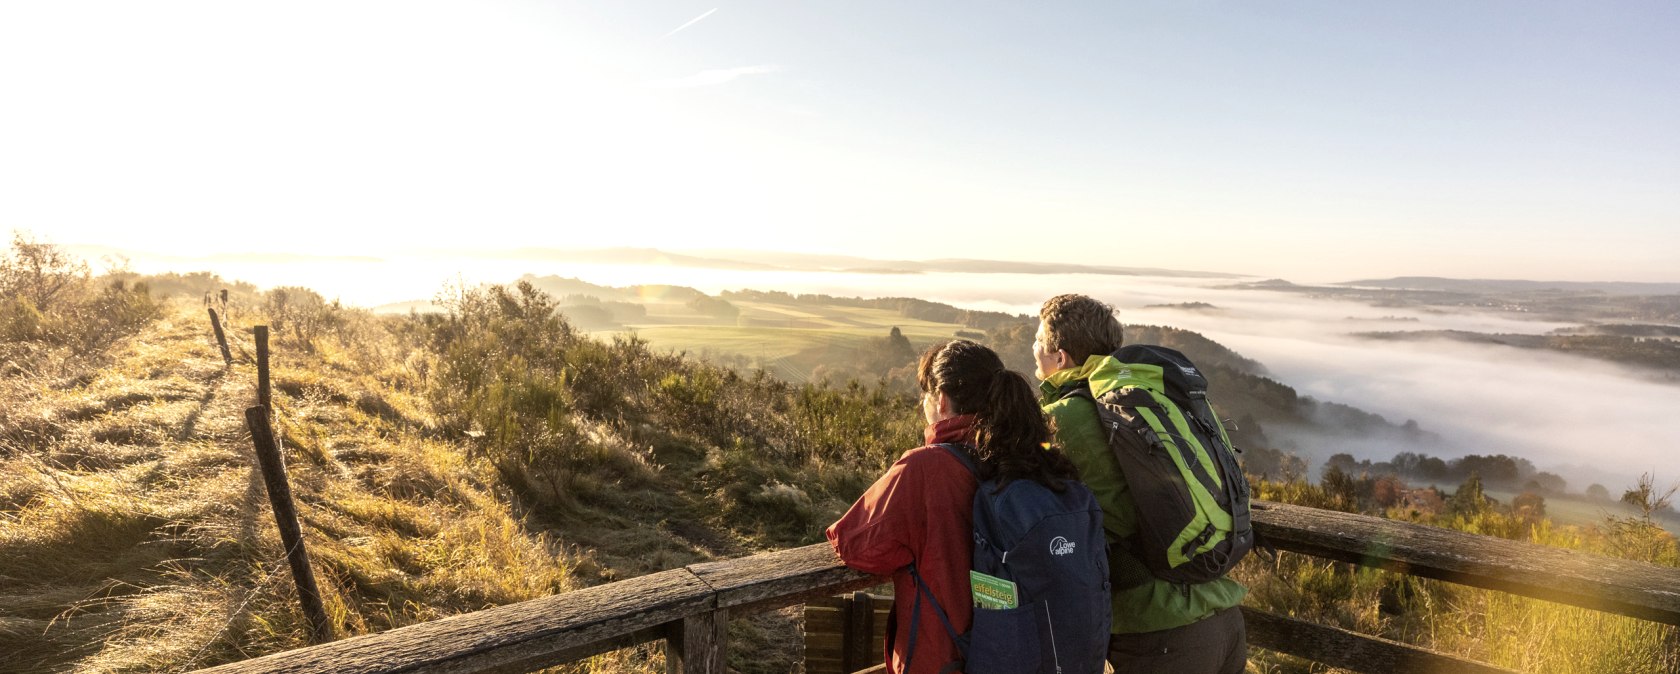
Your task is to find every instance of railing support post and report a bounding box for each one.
[842,591,874,673]
[666,609,726,674]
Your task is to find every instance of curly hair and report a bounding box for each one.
[1038,294,1123,365]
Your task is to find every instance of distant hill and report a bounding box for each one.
[540,248,1250,279]
[1231,277,1680,324]
[498,247,779,271]
[1353,329,1680,378]
[1341,277,1680,296]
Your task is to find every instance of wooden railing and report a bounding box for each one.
[193,500,1680,674]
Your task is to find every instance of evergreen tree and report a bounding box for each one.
[1449,472,1489,516]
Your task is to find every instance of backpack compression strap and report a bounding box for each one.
[905,563,966,674]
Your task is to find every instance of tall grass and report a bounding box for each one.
[1240,474,1680,673]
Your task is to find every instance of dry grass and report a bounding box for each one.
[0,301,586,673]
[0,293,864,673]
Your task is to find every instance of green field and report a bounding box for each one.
[1481,487,1675,531]
[589,299,981,384]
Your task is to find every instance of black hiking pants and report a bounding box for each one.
[1106,606,1246,674]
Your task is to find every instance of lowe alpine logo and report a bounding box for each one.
[1049,536,1076,556]
[1178,365,1198,377]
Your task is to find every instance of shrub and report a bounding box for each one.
[0,236,160,354]
[0,231,88,313]
[419,280,922,530]
[265,286,340,349]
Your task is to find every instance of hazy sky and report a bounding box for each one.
[3,1,1677,282]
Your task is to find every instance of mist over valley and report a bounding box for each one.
[88,245,1678,501]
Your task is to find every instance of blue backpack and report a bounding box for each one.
[905,443,1111,674]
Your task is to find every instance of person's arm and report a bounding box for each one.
[826,454,925,575]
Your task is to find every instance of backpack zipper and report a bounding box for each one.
[1043,599,1063,674]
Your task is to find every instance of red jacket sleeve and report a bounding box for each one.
[827,454,927,575]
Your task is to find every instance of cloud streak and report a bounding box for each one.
[649,65,784,89]
[660,8,718,41]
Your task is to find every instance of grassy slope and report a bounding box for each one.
[0,302,801,673]
[6,292,1675,674]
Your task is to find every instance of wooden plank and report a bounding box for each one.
[1242,607,1523,674]
[804,657,844,674]
[666,610,726,674]
[804,606,844,634]
[806,631,846,648]
[193,569,713,674]
[1250,500,1680,624]
[686,543,885,613]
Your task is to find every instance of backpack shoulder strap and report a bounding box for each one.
[1053,379,1092,403]
[935,442,980,478]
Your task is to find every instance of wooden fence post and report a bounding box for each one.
[254,326,271,414]
[245,405,331,644]
[842,591,873,673]
[208,308,233,365]
[665,610,726,674]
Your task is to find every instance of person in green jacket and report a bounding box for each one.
[1033,293,1248,674]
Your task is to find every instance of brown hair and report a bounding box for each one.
[1038,294,1123,365]
[917,340,1079,489]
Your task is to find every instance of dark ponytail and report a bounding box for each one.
[918,340,1080,489]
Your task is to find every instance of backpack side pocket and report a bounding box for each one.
[966,602,1042,674]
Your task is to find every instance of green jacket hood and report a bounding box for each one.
[1040,354,1166,399]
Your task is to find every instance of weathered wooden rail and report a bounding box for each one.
[193,500,1680,674]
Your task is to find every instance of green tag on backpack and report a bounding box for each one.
[969,570,1018,609]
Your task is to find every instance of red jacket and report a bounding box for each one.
[827,415,978,674]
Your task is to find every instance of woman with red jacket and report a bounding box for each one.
[827,340,1081,674]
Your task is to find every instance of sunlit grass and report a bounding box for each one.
[1241,477,1680,673]
[0,298,589,673]
[6,275,1673,674]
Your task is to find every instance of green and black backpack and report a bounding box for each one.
[1061,344,1257,587]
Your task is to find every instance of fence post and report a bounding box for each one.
[665,609,726,674]
[208,308,233,365]
[254,326,271,414]
[245,405,331,644]
[843,591,874,673]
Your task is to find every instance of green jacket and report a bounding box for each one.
[1041,355,1247,634]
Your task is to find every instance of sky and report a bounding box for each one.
[2,1,1678,283]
